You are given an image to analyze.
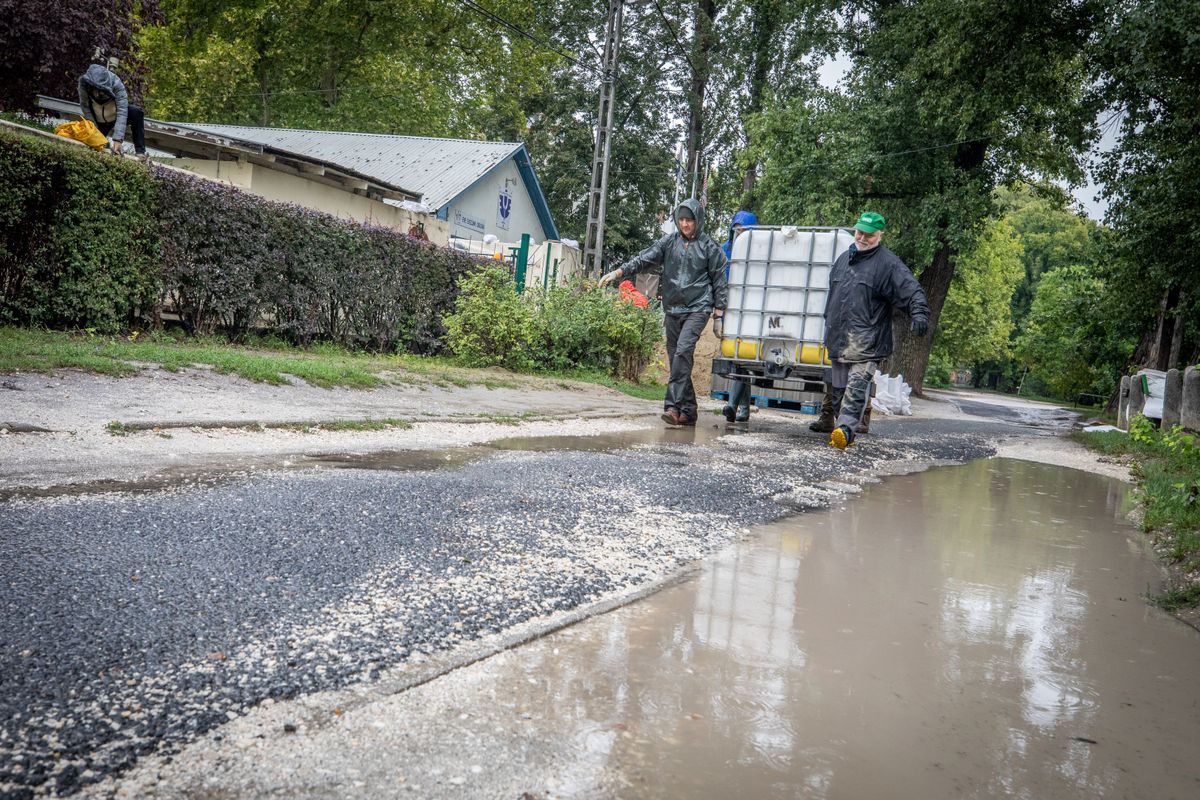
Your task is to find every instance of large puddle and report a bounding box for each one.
[445,458,1199,798]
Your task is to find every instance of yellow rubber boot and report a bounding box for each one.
[830,424,854,450]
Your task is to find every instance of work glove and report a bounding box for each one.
[910,317,929,337]
[712,312,724,338]
[598,268,623,288]
[109,139,123,156]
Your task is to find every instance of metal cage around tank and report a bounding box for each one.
[712,225,856,412]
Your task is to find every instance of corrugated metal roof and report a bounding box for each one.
[168,124,522,210]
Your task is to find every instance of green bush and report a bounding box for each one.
[445,270,661,379]
[443,266,535,370]
[0,129,159,332]
[0,127,481,351]
[923,350,953,388]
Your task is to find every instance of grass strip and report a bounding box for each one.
[1075,422,1200,607]
[1,327,665,401]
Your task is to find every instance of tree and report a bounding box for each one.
[1094,0,1200,377]
[932,218,1024,368]
[754,0,1101,392]
[995,184,1100,323]
[140,1,559,138]
[1014,264,1107,401]
[0,0,161,112]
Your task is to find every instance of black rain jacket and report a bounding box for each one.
[824,243,929,362]
[618,198,728,315]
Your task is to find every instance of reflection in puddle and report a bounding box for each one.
[459,458,1200,798]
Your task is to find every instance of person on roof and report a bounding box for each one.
[599,198,728,426]
[719,209,758,423]
[823,211,929,449]
[78,64,146,157]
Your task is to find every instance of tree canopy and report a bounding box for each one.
[6,0,1194,397]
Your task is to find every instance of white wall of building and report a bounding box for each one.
[171,157,451,245]
[445,157,547,243]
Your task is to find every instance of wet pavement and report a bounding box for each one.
[1,414,996,797]
[118,458,1200,799]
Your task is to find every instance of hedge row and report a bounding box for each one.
[0,128,481,352]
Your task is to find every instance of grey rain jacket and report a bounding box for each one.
[824,243,930,363]
[618,198,728,315]
[78,65,129,142]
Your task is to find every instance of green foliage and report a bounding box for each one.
[923,350,954,388]
[528,280,660,380]
[443,267,535,371]
[1128,414,1156,445]
[0,129,160,332]
[994,184,1101,321]
[1014,264,1107,400]
[140,0,556,139]
[933,218,1024,367]
[444,267,661,379]
[1078,424,1200,608]
[1093,0,1200,369]
[0,129,479,349]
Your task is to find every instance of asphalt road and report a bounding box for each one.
[0,414,1008,797]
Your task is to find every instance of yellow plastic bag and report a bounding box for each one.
[55,117,108,150]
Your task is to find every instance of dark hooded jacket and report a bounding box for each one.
[78,65,130,142]
[824,243,929,363]
[722,209,758,259]
[619,198,728,315]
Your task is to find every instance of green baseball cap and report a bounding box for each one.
[853,211,886,233]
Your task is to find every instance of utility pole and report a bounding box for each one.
[583,0,626,278]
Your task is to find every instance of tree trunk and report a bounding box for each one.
[1146,286,1181,370]
[1168,291,1185,369]
[685,0,718,196]
[889,239,955,395]
[1106,319,1161,414]
[741,0,778,202]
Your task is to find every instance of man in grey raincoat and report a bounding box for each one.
[600,198,728,426]
[78,64,146,156]
[824,211,929,449]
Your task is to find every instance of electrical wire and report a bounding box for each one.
[650,0,695,70]
[453,0,600,74]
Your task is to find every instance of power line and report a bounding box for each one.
[453,0,600,74]
[651,0,694,71]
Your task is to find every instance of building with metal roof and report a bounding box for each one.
[165,124,560,243]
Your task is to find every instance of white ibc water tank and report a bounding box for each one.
[724,227,854,360]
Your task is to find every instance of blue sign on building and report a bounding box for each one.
[497,187,512,231]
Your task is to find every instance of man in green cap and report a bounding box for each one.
[822,211,930,449]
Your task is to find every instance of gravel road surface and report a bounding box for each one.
[0,371,1079,797]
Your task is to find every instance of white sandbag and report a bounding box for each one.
[872,373,913,416]
[1137,369,1166,420]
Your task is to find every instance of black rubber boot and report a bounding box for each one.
[808,388,838,433]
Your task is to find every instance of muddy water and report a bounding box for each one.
[474,458,1200,799]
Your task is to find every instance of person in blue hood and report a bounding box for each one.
[78,64,146,156]
[722,209,757,260]
[719,209,757,422]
